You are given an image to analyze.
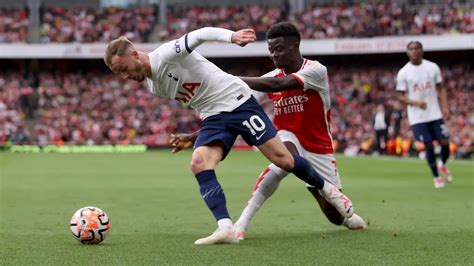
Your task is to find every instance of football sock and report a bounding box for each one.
[424,142,439,178]
[290,155,325,189]
[236,164,288,231]
[217,218,233,230]
[441,144,450,164]
[195,170,230,221]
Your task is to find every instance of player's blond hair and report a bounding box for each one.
[104,36,133,67]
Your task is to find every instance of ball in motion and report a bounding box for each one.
[70,206,110,244]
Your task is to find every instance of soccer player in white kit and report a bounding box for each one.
[396,41,452,188]
[104,27,354,244]
[170,23,366,240]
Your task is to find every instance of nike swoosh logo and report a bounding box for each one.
[202,190,213,199]
[256,131,267,140]
[347,205,353,214]
[202,186,221,199]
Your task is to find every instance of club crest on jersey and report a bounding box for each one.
[174,40,181,53]
[167,72,178,81]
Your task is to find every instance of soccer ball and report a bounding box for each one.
[70,206,110,244]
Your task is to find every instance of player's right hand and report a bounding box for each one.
[231,29,256,47]
[169,133,195,154]
[418,101,427,110]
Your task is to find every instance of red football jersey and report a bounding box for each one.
[265,59,334,154]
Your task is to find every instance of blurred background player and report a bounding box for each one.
[105,26,354,244]
[373,104,389,155]
[170,22,366,240]
[396,41,452,188]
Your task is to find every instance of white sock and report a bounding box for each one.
[235,164,288,232]
[319,180,331,196]
[217,218,233,230]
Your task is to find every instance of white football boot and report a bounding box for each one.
[437,162,453,183]
[234,223,247,241]
[343,213,367,230]
[194,228,239,245]
[319,182,354,218]
[433,177,445,189]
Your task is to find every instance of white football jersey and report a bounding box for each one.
[146,35,251,119]
[396,59,443,125]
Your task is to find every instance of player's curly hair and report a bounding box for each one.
[407,41,423,49]
[266,22,301,42]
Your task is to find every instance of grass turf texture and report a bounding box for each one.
[1,151,473,265]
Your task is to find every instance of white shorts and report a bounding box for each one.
[278,130,342,189]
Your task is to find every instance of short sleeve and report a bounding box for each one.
[157,34,192,63]
[290,60,328,92]
[396,70,407,92]
[434,64,442,84]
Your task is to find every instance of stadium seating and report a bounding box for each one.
[0,2,472,43]
[1,63,471,158]
[0,8,28,42]
[39,6,157,43]
[290,2,474,39]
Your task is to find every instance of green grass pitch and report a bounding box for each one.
[1,151,473,265]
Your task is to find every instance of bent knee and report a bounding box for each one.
[190,150,206,174]
[272,155,294,171]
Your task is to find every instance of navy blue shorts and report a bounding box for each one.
[194,96,277,160]
[411,119,449,143]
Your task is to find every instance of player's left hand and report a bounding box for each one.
[442,107,450,120]
[169,133,195,154]
[231,29,256,47]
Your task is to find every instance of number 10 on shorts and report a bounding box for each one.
[242,115,266,135]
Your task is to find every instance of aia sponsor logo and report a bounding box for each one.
[175,82,201,103]
[413,82,433,92]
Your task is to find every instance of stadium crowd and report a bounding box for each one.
[290,2,474,39]
[160,4,283,41]
[39,6,157,43]
[0,2,472,43]
[0,8,29,43]
[1,63,472,158]
[0,72,200,146]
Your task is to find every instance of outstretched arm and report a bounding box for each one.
[169,131,199,154]
[436,83,449,120]
[240,75,303,92]
[186,27,256,52]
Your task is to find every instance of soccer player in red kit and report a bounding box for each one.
[233,22,366,239]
